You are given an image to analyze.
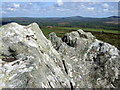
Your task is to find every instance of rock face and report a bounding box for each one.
[0,23,119,89]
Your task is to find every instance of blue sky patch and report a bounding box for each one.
[1,2,118,18]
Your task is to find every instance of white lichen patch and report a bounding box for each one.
[27,40,38,48]
[9,73,17,80]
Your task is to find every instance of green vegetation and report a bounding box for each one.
[1,16,119,31]
[41,27,120,50]
[1,16,119,49]
[42,27,120,36]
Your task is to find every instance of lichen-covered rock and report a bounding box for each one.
[0,23,119,89]
[49,30,120,88]
[0,23,70,89]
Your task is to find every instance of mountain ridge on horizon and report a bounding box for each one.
[1,15,120,19]
[1,15,119,31]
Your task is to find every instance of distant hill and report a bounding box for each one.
[1,16,119,30]
[108,16,120,18]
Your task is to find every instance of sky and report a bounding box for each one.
[1,0,119,18]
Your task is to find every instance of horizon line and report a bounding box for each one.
[1,15,119,18]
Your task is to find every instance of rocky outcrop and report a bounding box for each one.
[49,30,120,88]
[0,23,119,89]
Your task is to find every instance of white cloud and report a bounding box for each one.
[103,8,109,12]
[6,3,20,12]
[7,8,16,11]
[87,7,94,10]
[13,3,20,8]
[57,0,63,6]
[2,2,118,17]
[81,5,85,8]
[88,2,100,5]
[102,3,109,8]
[56,8,70,11]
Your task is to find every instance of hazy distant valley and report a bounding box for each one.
[1,16,120,49]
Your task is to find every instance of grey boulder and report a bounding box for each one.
[0,23,119,89]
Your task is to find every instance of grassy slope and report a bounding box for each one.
[42,27,120,35]
[41,27,120,50]
[1,17,119,49]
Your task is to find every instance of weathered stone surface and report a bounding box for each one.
[0,23,70,89]
[0,23,119,89]
[49,30,120,88]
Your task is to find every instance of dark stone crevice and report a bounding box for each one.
[8,47,17,58]
[25,79,30,88]
[1,47,17,62]
[46,64,55,75]
[48,81,53,88]
[70,81,74,90]
[2,57,16,62]
[62,60,68,74]
[77,31,88,39]
[62,35,77,47]
[55,44,61,51]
